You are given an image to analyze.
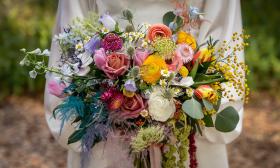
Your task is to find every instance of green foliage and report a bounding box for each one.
[241,0,280,93]
[0,0,56,100]
[182,97,204,119]
[215,106,239,132]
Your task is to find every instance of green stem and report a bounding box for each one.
[193,77,227,87]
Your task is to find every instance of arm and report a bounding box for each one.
[44,0,97,152]
[197,0,244,144]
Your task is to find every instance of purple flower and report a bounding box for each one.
[84,35,101,54]
[101,33,123,52]
[99,13,116,31]
[124,79,137,92]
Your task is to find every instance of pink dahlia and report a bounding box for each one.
[101,33,123,52]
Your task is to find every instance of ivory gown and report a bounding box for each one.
[44,0,244,167]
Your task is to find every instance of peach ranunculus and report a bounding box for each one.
[147,24,172,41]
[166,52,183,71]
[101,53,130,79]
[120,94,146,119]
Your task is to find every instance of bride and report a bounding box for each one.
[44,0,244,168]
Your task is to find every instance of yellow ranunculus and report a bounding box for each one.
[140,54,167,84]
[177,31,197,50]
[179,66,189,77]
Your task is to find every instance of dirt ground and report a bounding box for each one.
[0,92,279,168]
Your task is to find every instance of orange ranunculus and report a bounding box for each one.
[147,24,172,41]
[177,31,197,50]
[140,54,168,84]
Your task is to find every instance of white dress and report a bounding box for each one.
[44,0,244,167]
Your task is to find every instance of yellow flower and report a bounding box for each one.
[179,66,189,77]
[140,55,168,84]
[123,89,135,97]
[177,31,197,50]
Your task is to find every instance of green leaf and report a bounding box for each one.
[203,115,214,127]
[190,60,199,79]
[215,106,239,132]
[182,98,204,119]
[163,11,176,26]
[202,99,214,111]
[162,11,183,30]
[68,129,86,144]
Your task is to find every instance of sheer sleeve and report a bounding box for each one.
[197,0,244,144]
[44,0,97,152]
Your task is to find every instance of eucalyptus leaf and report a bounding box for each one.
[202,99,214,111]
[162,11,183,30]
[182,98,204,119]
[215,106,239,132]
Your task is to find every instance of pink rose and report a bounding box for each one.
[134,49,149,66]
[120,94,146,119]
[167,52,183,71]
[93,48,106,69]
[47,79,66,98]
[176,44,194,64]
[102,53,130,79]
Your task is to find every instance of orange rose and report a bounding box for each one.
[147,24,172,41]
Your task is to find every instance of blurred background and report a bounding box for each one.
[0,0,279,167]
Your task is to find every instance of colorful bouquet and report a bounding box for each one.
[20,3,249,168]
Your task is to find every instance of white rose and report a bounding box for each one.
[148,87,176,122]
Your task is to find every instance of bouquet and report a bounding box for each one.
[20,3,250,168]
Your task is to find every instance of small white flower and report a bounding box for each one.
[161,69,171,78]
[159,79,167,87]
[29,70,37,79]
[41,49,50,56]
[20,48,26,52]
[141,41,148,48]
[173,87,182,97]
[186,88,194,97]
[148,87,176,122]
[75,42,84,51]
[19,58,26,66]
[28,48,41,55]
